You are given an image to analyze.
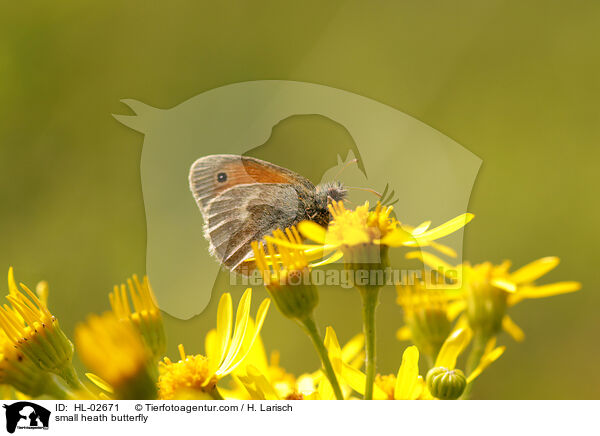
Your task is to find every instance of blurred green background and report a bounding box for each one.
[1,1,598,399]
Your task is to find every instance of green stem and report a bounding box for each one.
[299,315,344,400]
[461,330,489,400]
[360,287,380,400]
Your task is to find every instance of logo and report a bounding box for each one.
[3,402,50,433]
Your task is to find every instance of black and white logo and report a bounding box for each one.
[3,402,50,433]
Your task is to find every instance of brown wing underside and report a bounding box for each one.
[189,154,315,216]
[204,183,305,274]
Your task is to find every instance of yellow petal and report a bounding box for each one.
[396,326,412,341]
[429,241,458,258]
[413,213,474,242]
[309,249,344,268]
[226,298,271,375]
[340,363,366,395]
[297,220,328,244]
[435,327,472,370]
[324,327,343,374]
[213,292,233,370]
[412,221,432,235]
[7,267,19,296]
[379,227,412,247]
[509,256,560,284]
[217,288,252,375]
[394,346,420,400]
[405,251,454,273]
[447,300,467,321]
[341,333,365,364]
[502,315,525,342]
[467,346,505,384]
[85,373,114,393]
[204,329,219,370]
[490,278,517,293]
[239,365,280,400]
[340,363,387,399]
[515,281,582,300]
[317,377,335,400]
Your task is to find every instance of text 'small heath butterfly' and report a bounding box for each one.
[189,154,347,274]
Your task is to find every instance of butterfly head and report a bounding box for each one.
[309,182,347,227]
[316,181,347,204]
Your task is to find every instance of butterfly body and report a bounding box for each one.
[189,155,346,273]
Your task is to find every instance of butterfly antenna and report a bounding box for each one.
[333,158,358,180]
[346,186,382,198]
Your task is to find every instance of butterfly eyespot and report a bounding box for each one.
[217,172,227,182]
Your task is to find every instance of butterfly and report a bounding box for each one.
[189,154,347,274]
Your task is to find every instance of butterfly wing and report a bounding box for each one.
[189,154,315,217]
[204,183,305,273]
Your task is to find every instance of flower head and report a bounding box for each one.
[396,272,463,364]
[0,268,74,377]
[109,274,166,359]
[157,289,270,399]
[238,327,364,400]
[348,327,504,400]
[75,313,156,399]
[0,328,67,399]
[158,345,215,399]
[294,200,474,266]
[252,228,318,320]
[414,256,582,341]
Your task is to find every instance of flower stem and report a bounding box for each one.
[461,330,489,399]
[299,315,344,400]
[360,287,380,400]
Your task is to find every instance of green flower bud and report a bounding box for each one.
[268,273,319,321]
[426,367,467,400]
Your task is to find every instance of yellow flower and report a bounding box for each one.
[291,200,474,267]
[158,345,214,399]
[396,272,463,364]
[413,255,582,341]
[429,327,504,399]
[349,327,504,400]
[75,312,156,399]
[252,229,346,400]
[252,227,318,320]
[375,346,425,400]
[158,288,270,399]
[0,268,76,382]
[0,329,68,399]
[238,328,364,400]
[109,274,166,359]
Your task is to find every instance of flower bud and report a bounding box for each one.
[466,277,507,338]
[396,276,455,363]
[426,367,467,400]
[252,231,319,321]
[268,275,319,321]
